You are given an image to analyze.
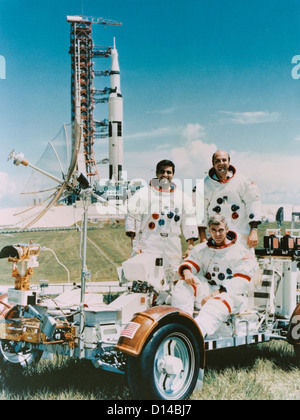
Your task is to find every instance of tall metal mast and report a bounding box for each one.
[67,15,121,183]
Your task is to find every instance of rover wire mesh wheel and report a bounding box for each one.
[0,339,43,369]
[127,323,201,400]
[0,305,43,370]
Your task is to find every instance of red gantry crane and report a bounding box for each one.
[67,15,121,183]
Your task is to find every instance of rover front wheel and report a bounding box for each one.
[294,345,300,363]
[127,323,201,400]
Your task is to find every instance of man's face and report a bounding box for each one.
[213,151,230,178]
[157,165,174,184]
[209,222,228,246]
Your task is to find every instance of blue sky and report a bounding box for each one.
[1,0,300,208]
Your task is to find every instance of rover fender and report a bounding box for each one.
[115,305,206,369]
[287,302,300,346]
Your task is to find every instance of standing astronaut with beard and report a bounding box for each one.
[172,215,258,338]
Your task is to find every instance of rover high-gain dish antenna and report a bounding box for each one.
[8,121,82,230]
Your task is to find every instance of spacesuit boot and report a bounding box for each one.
[194,294,233,338]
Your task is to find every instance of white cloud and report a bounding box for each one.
[3,122,297,210]
[123,123,295,206]
[170,124,299,205]
[122,124,208,180]
[171,140,217,179]
[219,111,280,125]
[181,123,206,142]
[231,151,300,205]
[120,122,300,206]
[170,123,216,179]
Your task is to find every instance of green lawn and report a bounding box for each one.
[0,340,299,400]
[0,222,132,285]
[0,220,298,286]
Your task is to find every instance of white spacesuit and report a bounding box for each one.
[196,165,262,246]
[125,180,198,271]
[172,231,258,337]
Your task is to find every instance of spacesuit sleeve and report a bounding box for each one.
[125,190,144,234]
[178,245,204,277]
[195,179,206,227]
[125,214,136,234]
[239,176,262,225]
[222,249,258,296]
[181,192,198,241]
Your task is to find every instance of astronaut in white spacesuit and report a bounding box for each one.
[196,150,262,249]
[125,160,198,271]
[172,215,258,338]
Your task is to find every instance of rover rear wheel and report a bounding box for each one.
[0,306,43,369]
[0,339,42,368]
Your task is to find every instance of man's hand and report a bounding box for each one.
[182,269,199,286]
[247,229,258,248]
[183,243,194,258]
[183,249,191,258]
[198,227,207,243]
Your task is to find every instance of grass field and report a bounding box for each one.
[1,220,297,286]
[0,220,299,400]
[0,222,133,285]
[0,340,299,400]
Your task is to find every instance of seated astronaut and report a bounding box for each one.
[172,214,258,338]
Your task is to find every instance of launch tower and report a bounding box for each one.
[67,15,121,183]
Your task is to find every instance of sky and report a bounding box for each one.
[1,0,300,209]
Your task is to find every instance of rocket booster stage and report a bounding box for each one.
[108,38,123,181]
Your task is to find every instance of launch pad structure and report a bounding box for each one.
[67,15,123,184]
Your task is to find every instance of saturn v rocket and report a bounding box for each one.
[108,38,123,182]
